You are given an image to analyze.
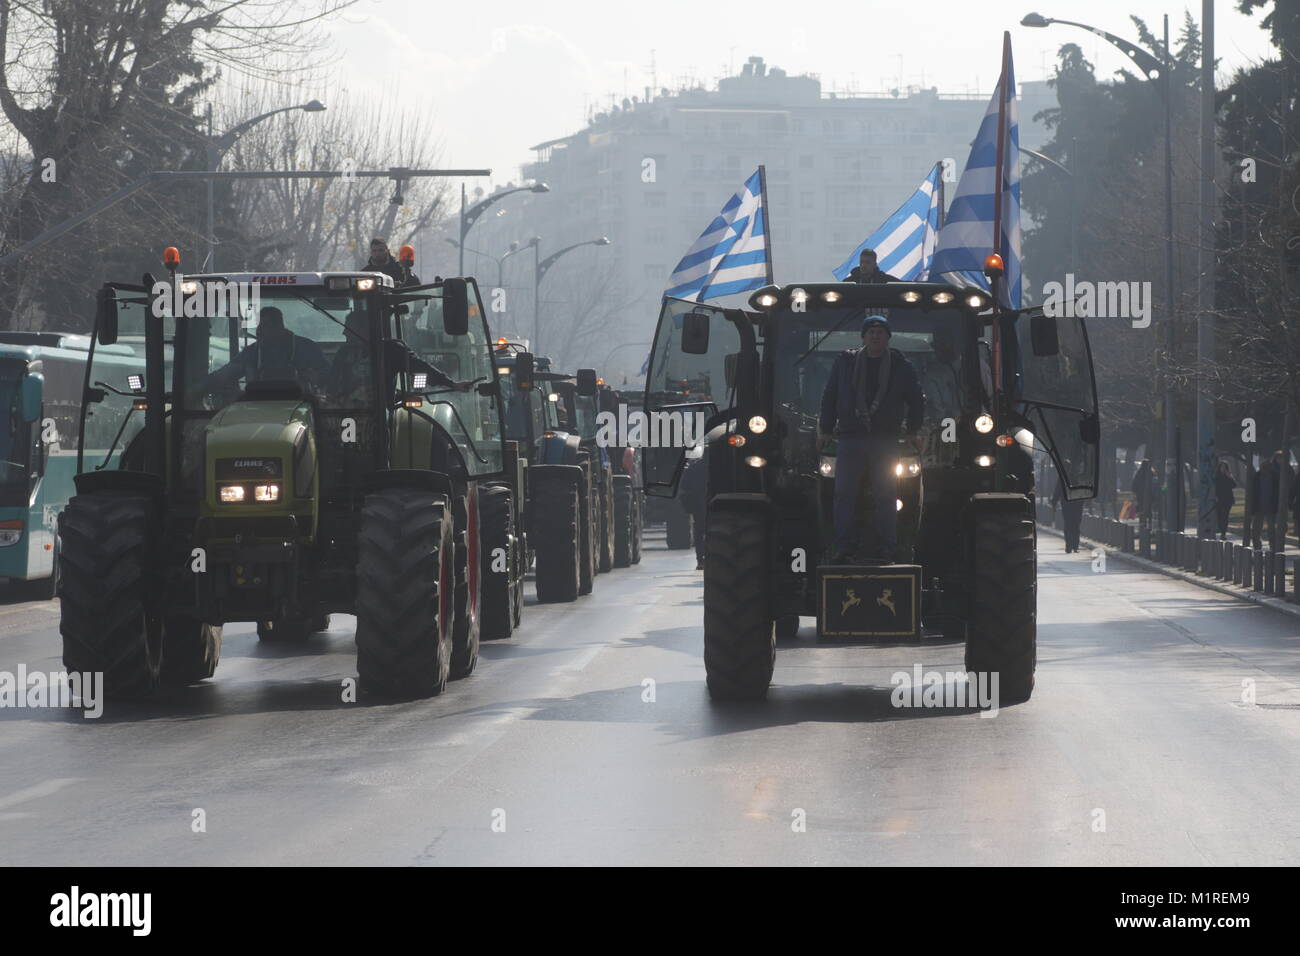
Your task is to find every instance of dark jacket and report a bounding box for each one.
[1214,472,1236,515]
[847,266,899,284]
[819,346,923,439]
[1251,464,1280,514]
[360,256,417,287]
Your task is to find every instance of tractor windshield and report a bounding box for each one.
[769,305,984,466]
[179,287,363,414]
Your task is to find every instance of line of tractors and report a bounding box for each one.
[58,252,680,700]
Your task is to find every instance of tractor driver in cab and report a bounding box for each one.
[818,314,924,564]
[200,305,329,398]
[329,310,474,405]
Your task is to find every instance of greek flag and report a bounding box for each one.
[930,35,1022,309]
[833,163,942,281]
[665,167,771,301]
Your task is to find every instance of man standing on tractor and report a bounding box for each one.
[818,315,924,564]
[846,248,899,284]
[361,237,418,286]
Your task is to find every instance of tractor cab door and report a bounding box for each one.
[1015,306,1100,500]
[78,283,169,476]
[641,296,740,497]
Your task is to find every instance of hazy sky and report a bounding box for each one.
[322,0,1276,190]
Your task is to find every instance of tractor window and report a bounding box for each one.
[179,288,361,414]
[1017,312,1099,499]
[399,283,504,477]
[80,296,156,472]
[645,298,739,411]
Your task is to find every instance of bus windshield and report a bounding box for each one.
[0,362,31,498]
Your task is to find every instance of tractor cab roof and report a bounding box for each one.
[746,281,993,316]
[181,271,398,288]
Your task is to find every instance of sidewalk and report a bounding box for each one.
[1037,521,1300,623]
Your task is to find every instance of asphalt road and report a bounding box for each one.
[1,530,1298,866]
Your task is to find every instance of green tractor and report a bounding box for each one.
[642,276,1098,704]
[60,258,515,699]
[493,344,603,602]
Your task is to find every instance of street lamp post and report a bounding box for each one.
[533,237,612,356]
[205,99,325,272]
[1022,12,1181,532]
[459,182,550,276]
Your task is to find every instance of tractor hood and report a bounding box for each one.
[202,399,317,518]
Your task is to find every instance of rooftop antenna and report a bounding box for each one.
[644,49,658,96]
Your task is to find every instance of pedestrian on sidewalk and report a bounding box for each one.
[1273,451,1294,552]
[1214,460,1236,539]
[1132,459,1154,519]
[1249,456,1279,551]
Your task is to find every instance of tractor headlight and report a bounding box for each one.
[254,483,281,502]
[748,415,767,434]
[819,456,836,477]
[220,484,246,503]
[356,277,376,291]
[745,455,766,468]
[975,455,994,468]
[974,413,994,434]
[894,457,921,478]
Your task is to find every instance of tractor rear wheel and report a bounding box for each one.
[703,507,775,701]
[577,460,595,595]
[532,467,581,603]
[964,506,1036,703]
[59,492,163,699]
[666,508,694,550]
[479,483,515,641]
[612,476,634,568]
[161,617,222,685]
[356,487,454,698]
[450,493,480,679]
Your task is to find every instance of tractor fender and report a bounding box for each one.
[708,491,772,516]
[538,431,582,466]
[362,469,455,500]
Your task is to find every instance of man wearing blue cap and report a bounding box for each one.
[818,315,924,563]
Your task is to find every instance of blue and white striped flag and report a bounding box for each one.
[833,163,942,281]
[930,35,1022,309]
[666,167,771,301]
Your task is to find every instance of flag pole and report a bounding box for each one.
[935,159,946,230]
[990,32,1011,405]
[758,164,774,285]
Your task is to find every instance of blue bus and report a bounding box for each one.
[0,332,142,596]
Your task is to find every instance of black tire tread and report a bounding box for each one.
[533,469,581,603]
[703,508,775,700]
[964,510,1036,703]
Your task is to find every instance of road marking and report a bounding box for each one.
[0,778,83,812]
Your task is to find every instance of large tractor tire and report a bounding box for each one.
[532,466,581,603]
[577,460,596,595]
[59,491,163,699]
[479,483,515,641]
[450,492,480,679]
[703,506,775,701]
[161,617,222,685]
[665,508,694,550]
[596,469,615,573]
[356,487,454,698]
[612,476,634,568]
[630,492,643,565]
[964,504,1036,704]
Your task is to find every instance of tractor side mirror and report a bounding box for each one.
[442,278,470,336]
[19,373,43,423]
[681,309,711,354]
[576,368,598,396]
[95,287,119,346]
[515,351,535,390]
[1030,313,1059,357]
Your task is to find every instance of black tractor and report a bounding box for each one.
[642,273,1098,704]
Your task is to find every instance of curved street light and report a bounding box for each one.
[533,237,612,355]
[205,99,327,271]
[459,182,550,275]
[1022,10,1183,532]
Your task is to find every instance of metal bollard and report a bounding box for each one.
[1253,550,1265,591]
[1274,552,1287,599]
[1139,523,1150,558]
[1264,551,1276,595]
[1233,546,1245,586]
